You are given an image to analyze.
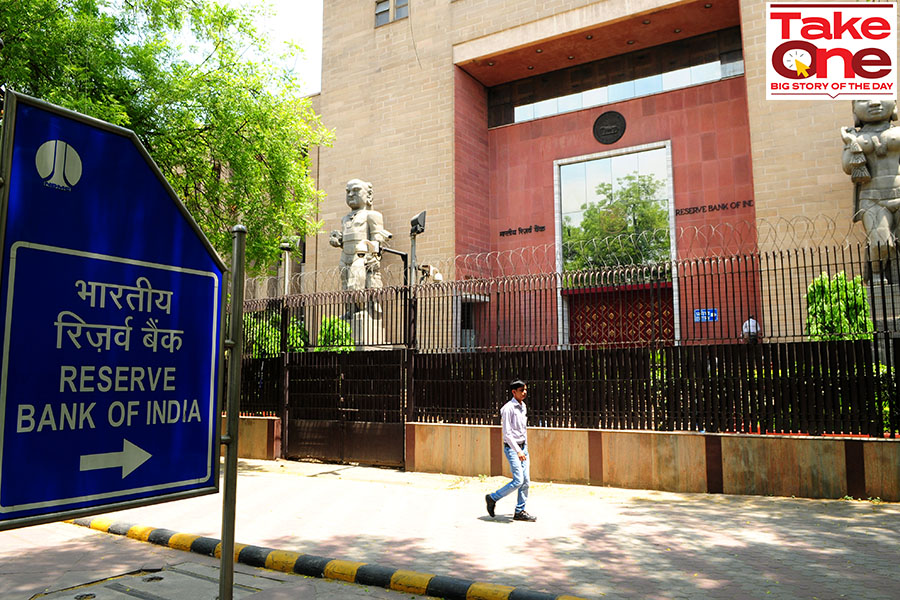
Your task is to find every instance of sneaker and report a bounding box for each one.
[513,510,537,522]
[485,494,496,517]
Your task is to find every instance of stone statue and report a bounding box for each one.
[841,99,900,279]
[330,179,392,315]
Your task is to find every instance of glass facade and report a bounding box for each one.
[490,28,743,127]
[559,146,671,269]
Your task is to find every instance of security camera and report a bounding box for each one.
[419,264,443,283]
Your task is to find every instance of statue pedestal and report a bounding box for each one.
[349,310,386,348]
[870,283,900,364]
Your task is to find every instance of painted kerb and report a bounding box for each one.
[69,518,586,600]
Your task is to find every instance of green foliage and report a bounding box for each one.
[314,316,354,353]
[0,0,333,272]
[805,271,873,341]
[875,362,896,434]
[563,174,670,270]
[243,311,307,358]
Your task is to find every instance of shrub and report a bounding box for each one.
[876,363,897,434]
[243,312,308,358]
[315,316,355,353]
[806,271,873,341]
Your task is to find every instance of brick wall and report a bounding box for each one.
[453,67,491,268]
[486,78,754,256]
[315,0,458,289]
[314,0,878,305]
[314,0,653,287]
[485,77,755,337]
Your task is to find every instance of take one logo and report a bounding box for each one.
[766,2,898,100]
[35,140,83,190]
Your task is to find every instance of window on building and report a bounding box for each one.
[395,0,409,20]
[558,145,672,270]
[376,0,407,27]
[488,28,744,127]
[375,0,390,27]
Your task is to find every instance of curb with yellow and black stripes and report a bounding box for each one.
[69,518,586,600]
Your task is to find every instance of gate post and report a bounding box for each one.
[405,285,417,422]
[280,297,289,458]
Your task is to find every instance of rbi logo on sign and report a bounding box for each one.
[35,140,83,190]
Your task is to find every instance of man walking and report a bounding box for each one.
[485,380,536,521]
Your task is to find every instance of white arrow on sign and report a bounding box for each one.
[79,439,152,479]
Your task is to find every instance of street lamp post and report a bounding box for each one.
[405,212,426,421]
[279,241,293,297]
[409,211,426,286]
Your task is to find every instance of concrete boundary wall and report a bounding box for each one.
[405,423,900,501]
[224,416,281,460]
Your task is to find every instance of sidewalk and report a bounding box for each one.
[0,518,429,599]
[3,458,900,599]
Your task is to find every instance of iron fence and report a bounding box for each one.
[412,341,896,436]
[239,242,900,437]
[244,215,873,298]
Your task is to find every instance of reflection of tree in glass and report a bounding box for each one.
[563,174,670,270]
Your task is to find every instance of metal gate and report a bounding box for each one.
[284,349,407,466]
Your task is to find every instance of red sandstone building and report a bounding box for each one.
[304,0,874,347]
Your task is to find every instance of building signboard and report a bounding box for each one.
[0,92,225,530]
[694,308,719,323]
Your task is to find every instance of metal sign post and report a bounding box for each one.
[218,225,246,600]
[0,91,225,530]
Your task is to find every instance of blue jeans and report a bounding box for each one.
[489,445,529,513]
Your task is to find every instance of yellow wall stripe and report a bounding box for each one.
[324,560,365,582]
[390,570,434,594]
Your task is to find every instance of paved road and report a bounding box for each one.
[3,458,900,599]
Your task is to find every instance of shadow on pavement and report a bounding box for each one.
[477,516,515,524]
[539,495,899,599]
[249,495,900,599]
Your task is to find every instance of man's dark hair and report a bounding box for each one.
[509,379,526,393]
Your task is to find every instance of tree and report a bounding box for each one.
[0,0,332,271]
[806,271,873,341]
[562,173,670,270]
[243,311,308,358]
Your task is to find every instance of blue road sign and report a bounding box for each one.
[0,92,225,528]
[694,308,718,323]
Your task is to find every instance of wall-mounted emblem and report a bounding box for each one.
[36,140,82,190]
[593,111,626,145]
